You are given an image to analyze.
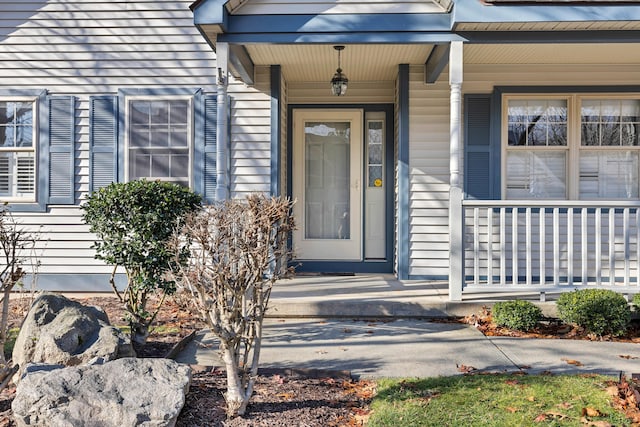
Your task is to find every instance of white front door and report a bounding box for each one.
[292,109,363,260]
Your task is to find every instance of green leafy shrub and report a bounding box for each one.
[82,179,201,346]
[633,293,640,309]
[556,289,631,337]
[492,300,542,331]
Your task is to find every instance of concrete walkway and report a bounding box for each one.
[174,318,640,378]
[173,274,640,378]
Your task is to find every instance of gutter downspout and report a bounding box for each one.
[216,42,230,200]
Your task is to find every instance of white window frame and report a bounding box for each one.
[0,97,37,202]
[502,93,640,200]
[124,95,194,187]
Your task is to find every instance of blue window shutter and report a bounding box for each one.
[464,94,497,200]
[195,93,217,203]
[47,96,75,204]
[89,96,118,191]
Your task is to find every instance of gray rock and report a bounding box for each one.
[12,358,191,427]
[12,293,134,380]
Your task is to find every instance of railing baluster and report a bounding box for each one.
[512,208,518,286]
[500,208,506,285]
[539,209,545,286]
[474,207,480,285]
[487,207,493,286]
[596,208,602,286]
[609,208,615,286]
[525,208,532,286]
[567,208,573,287]
[624,208,630,286]
[553,208,560,286]
[581,208,587,286]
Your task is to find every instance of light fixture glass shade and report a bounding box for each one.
[331,68,348,96]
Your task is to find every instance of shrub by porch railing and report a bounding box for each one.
[462,200,640,295]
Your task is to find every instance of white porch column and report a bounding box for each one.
[216,42,230,200]
[449,41,464,301]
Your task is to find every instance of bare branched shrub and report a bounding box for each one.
[171,194,294,417]
[0,206,39,389]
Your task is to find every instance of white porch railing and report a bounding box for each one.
[461,200,640,294]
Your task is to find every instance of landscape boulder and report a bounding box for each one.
[12,358,191,427]
[12,293,134,380]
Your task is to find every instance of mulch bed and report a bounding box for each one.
[0,294,373,427]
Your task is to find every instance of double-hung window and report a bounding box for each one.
[0,99,36,201]
[504,95,640,200]
[126,97,191,187]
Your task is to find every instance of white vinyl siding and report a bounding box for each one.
[229,66,273,199]
[408,65,451,278]
[0,1,221,284]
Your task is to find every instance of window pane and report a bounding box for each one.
[506,151,566,199]
[0,152,35,198]
[579,151,639,199]
[149,102,168,124]
[581,99,640,146]
[130,101,150,125]
[171,154,189,176]
[507,99,567,146]
[171,101,188,124]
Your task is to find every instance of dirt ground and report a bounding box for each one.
[0,294,373,427]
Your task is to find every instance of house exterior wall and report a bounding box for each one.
[408,65,451,279]
[0,0,270,289]
[229,66,272,199]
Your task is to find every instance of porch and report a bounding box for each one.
[267,274,558,317]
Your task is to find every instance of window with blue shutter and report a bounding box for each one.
[89,96,118,191]
[86,88,217,200]
[464,94,499,200]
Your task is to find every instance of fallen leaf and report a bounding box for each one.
[276,392,295,400]
[272,374,286,384]
[316,350,328,355]
[505,406,518,413]
[343,328,353,333]
[456,364,477,373]
[619,354,639,359]
[582,407,603,417]
[365,330,374,334]
[557,402,573,409]
[561,358,584,366]
[505,379,520,386]
[527,396,536,402]
[605,385,619,396]
[534,414,548,422]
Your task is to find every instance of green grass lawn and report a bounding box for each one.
[368,374,628,426]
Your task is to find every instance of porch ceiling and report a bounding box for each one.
[245,44,433,82]
[465,43,640,64]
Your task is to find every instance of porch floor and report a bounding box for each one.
[267,274,559,318]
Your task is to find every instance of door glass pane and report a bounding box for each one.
[304,121,350,239]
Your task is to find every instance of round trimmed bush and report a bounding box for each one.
[492,300,542,331]
[556,289,631,337]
